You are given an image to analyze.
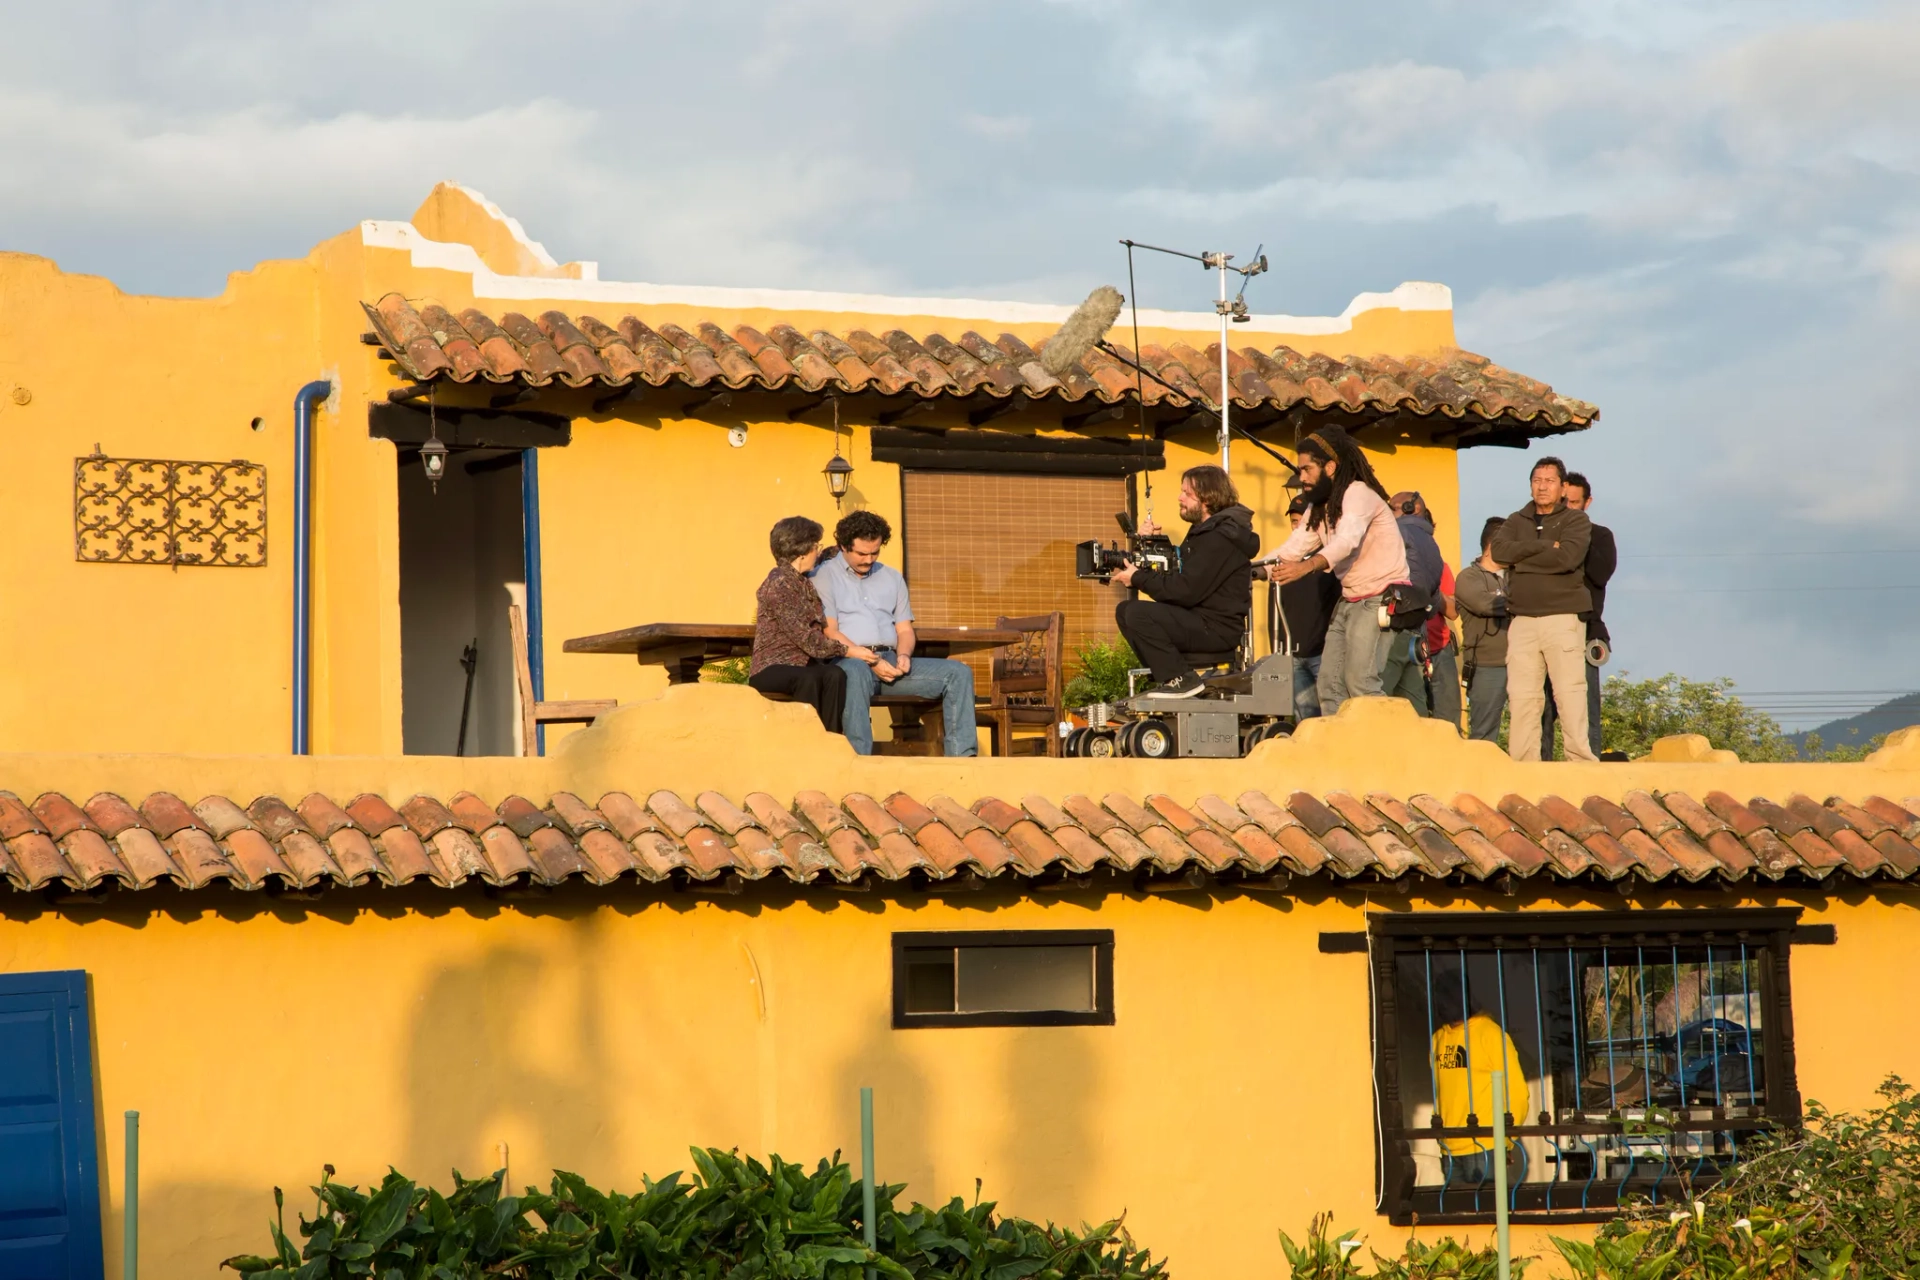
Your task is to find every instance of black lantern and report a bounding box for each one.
[823,395,853,504]
[422,386,449,493]
[420,433,449,492]
[823,451,853,502]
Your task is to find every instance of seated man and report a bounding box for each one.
[813,511,979,757]
[1109,465,1258,698]
[748,515,882,734]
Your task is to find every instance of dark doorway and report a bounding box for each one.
[398,447,525,756]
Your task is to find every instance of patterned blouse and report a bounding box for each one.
[750,564,847,675]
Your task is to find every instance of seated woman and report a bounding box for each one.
[748,516,879,733]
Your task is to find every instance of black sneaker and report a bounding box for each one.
[1146,672,1207,699]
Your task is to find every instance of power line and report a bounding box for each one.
[1611,584,1920,594]
[1619,549,1920,559]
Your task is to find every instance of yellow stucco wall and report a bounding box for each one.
[3,697,1920,1278]
[0,185,1475,759]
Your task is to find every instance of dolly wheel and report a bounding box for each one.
[1064,727,1088,757]
[1134,718,1175,759]
[1115,720,1141,757]
[1086,730,1117,758]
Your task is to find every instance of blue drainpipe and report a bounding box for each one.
[521,447,546,754]
[291,379,333,755]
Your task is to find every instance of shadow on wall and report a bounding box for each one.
[996,1028,1101,1226]
[836,1009,931,1206]
[404,922,616,1189]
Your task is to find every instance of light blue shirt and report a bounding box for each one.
[812,554,914,649]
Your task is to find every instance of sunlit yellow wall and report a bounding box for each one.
[0,189,1473,757]
[5,876,1913,1280]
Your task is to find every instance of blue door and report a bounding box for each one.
[0,971,104,1280]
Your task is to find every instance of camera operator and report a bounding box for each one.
[1381,490,1446,717]
[1456,517,1511,742]
[1263,426,1408,715]
[1109,465,1258,699]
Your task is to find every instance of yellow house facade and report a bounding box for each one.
[19,185,1914,1280]
[0,182,1593,761]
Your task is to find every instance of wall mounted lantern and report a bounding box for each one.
[823,396,853,505]
[422,387,449,493]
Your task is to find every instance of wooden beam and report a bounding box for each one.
[877,397,941,426]
[967,396,1025,427]
[1061,403,1126,430]
[786,394,834,421]
[385,383,435,404]
[490,387,538,409]
[591,383,646,413]
[680,390,736,418]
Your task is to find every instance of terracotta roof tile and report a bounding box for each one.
[365,295,1597,435]
[6,784,1916,898]
[32,793,93,840]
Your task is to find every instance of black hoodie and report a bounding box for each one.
[1131,503,1260,632]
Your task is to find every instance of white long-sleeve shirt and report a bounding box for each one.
[1271,484,1410,600]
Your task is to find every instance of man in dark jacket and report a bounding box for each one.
[1490,456,1596,761]
[1540,472,1615,757]
[1456,517,1512,742]
[1278,495,1340,717]
[1112,465,1258,698]
[1380,492,1445,713]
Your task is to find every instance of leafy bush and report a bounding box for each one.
[222,1147,1165,1280]
[1278,1214,1524,1279]
[1556,1074,1919,1279]
[1063,637,1141,709]
[703,657,751,685]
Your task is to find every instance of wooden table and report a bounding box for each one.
[563,622,1023,685]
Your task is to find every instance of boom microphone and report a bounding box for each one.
[1040,285,1124,376]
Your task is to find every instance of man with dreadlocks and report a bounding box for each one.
[1263,426,1410,714]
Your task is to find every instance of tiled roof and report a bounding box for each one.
[4,786,1915,898]
[362,295,1597,434]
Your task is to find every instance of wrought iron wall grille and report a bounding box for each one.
[1368,909,1804,1226]
[74,455,267,567]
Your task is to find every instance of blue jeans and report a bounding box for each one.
[1293,653,1323,719]
[1318,594,1396,714]
[835,650,978,756]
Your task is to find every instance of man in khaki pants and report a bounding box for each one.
[1490,457,1596,761]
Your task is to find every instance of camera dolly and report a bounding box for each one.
[1064,650,1297,759]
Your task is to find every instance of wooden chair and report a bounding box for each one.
[982,612,1066,758]
[510,605,616,756]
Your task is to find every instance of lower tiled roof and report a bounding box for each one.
[3,787,1917,897]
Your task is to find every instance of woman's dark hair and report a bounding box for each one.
[1479,516,1505,552]
[834,510,892,549]
[769,515,824,566]
[1296,425,1390,532]
[1182,464,1238,515]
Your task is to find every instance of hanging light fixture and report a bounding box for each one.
[421,383,449,493]
[823,395,853,504]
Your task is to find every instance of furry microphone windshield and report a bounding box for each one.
[1039,285,1124,376]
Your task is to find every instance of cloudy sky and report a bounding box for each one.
[5,0,1916,727]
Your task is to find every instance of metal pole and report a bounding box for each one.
[124,1110,138,1280]
[520,447,547,755]
[1216,258,1231,469]
[1492,1072,1510,1280]
[860,1086,876,1280]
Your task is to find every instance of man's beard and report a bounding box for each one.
[1305,474,1334,504]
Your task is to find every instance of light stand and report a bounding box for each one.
[1119,239,1267,469]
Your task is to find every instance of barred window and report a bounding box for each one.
[1366,909,1812,1225]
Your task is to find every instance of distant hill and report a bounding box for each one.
[1789,692,1920,757]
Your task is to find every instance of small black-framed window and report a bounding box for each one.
[1367,908,1807,1227]
[892,930,1114,1028]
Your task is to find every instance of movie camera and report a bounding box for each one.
[1074,512,1179,584]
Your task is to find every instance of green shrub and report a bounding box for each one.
[1279,1214,1526,1279]
[702,657,751,685]
[1063,637,1141,709]
[223,1148,1165,1280]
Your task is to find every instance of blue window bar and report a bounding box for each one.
[1367,909,1806,1225]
